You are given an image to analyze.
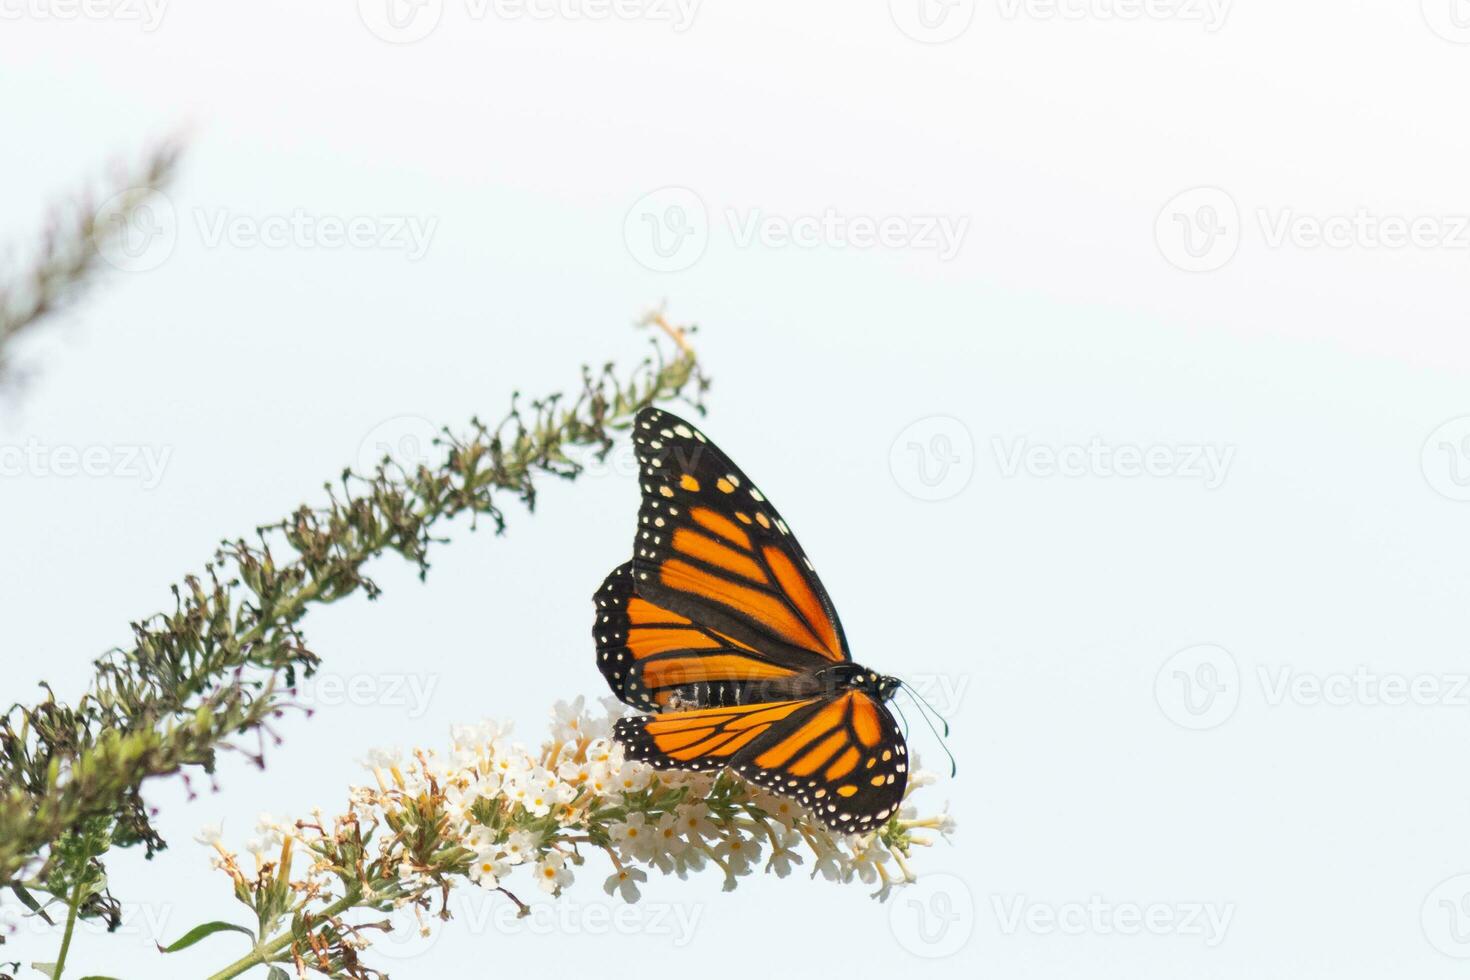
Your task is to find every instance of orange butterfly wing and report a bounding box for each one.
[626,407,848,669]
[615,691,908,832]
[594,562,804,712]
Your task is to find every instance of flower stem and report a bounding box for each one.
[205,893,359,980]
[51,873,85,980]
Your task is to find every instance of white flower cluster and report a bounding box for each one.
[196,697,952,972]
[369,696,949,901]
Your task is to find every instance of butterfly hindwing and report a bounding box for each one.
[628,407,848,668]
[594,561,808,712]
[616,691,908,832]
[615,698,821,772]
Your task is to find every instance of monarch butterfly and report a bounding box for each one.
[592,407,908,833]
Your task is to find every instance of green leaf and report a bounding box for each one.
[10,884,54,925]
[157,920,255,953]
[79,975,126,979]
[31,963,57,978]
[267,968,291,980]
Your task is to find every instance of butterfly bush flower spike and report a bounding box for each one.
[189,700,950,977]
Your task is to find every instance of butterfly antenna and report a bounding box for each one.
[901,682,957,777]
[892,699,912,741]
[903,681,951,738]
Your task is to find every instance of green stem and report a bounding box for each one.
[51,873,85,980]
[205,893,359,980]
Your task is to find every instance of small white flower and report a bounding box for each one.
[193,821,224,847]
[613,761,652,795]
[556,759,591,790]
[718,834,760,877]
[524,784,555,817]
[849,842,889,884]
[363,747,403,770]
[535,851,573,894]
[609,812,653,860]
[469,849,509,889]
[765,848,803,878]
[909,768,939,789]
[811,849,845,882]
[603,866,648,903]
[753,792,800,829]
[585,737,615,766]
[551,696,589,741]
[502,829,538,866]
[675,802,717,843]
[650,812,686,855]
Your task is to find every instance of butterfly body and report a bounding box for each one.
[591,407,911,833]
[661,662,901,711]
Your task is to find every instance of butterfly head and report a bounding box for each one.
[820,663,902,703]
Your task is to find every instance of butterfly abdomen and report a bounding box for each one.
[660,665,899,712]
[662,674,825,712]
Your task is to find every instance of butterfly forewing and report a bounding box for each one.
[628,407,849,668]
[595,561,807,712]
